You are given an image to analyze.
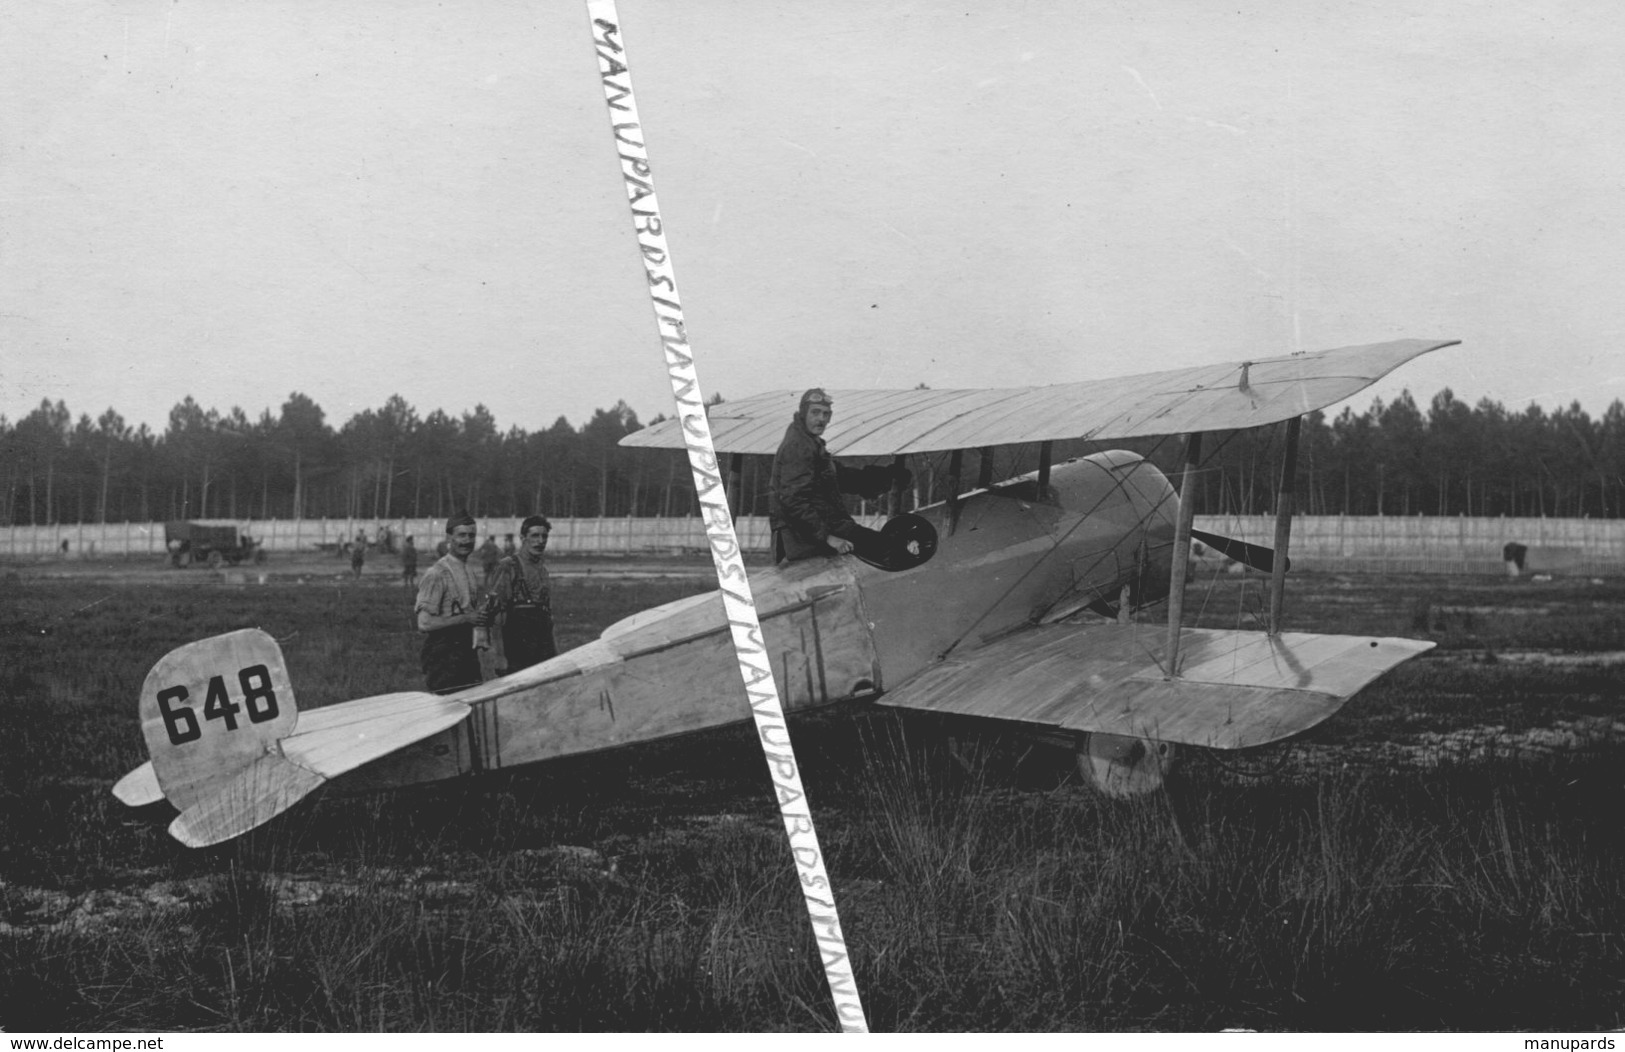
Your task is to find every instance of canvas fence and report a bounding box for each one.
[4,514,1624,574]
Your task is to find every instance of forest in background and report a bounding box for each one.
[2,387,1622,526]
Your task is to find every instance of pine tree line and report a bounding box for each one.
[1,388,1621,526]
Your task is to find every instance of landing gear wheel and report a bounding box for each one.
[207,550,224,569]
[1076,732,1175,797]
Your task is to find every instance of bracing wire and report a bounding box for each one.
[936,429,1185,658]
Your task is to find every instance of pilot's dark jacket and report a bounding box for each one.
[769,414,894,562]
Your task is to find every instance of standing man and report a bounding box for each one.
[414,512,492,695]
[487,515,558,673]
[478,533,502,587]
[401,535,419,589]
[769,388,905,563]
[350,530,366,579]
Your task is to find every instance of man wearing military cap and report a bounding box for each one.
[769,388,908,563]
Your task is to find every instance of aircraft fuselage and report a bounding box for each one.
[337,451,1178,793]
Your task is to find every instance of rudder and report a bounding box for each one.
[139,628,299,812]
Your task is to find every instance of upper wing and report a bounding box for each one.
[877,622,1433,749]
[620,338,1458,457]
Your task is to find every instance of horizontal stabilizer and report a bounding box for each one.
[275,691,471,776]
[112,761,163,807]
[162,691,470,845]
[880,623,1433,749]
[169,752,327,847]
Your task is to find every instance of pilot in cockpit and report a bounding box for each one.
[768,388,907,564]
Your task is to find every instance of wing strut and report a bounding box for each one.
[1268,416,1302,635]
[888,454,908,515]
[1164,431,1203,677]
[1036,440,1053,498]
[728,453,744,523]
[945,449,964,535]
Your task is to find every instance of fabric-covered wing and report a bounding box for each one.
[620,338,1458,457]
[877,623,1434,749]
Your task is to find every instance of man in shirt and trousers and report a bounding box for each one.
[487,515,558,674]
[401,535,419,589]
[414,512,493,694]
[478,533,502,587]
[769,388,907,564]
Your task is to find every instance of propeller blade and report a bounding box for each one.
[1190,529,1290,574]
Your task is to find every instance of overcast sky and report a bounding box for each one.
[4,1,1622,438]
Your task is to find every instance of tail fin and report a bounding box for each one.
[140,628,300,812]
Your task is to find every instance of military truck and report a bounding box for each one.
[164,522,265,568]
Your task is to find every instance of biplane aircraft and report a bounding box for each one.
[113,338,1458,847]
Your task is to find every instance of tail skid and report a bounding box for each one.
[113,629,471,847]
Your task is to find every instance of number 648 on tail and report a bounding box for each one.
[139,629,299,812]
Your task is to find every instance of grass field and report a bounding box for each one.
[3,560,1625,1031]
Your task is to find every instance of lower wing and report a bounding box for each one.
[878,622,1433,749]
